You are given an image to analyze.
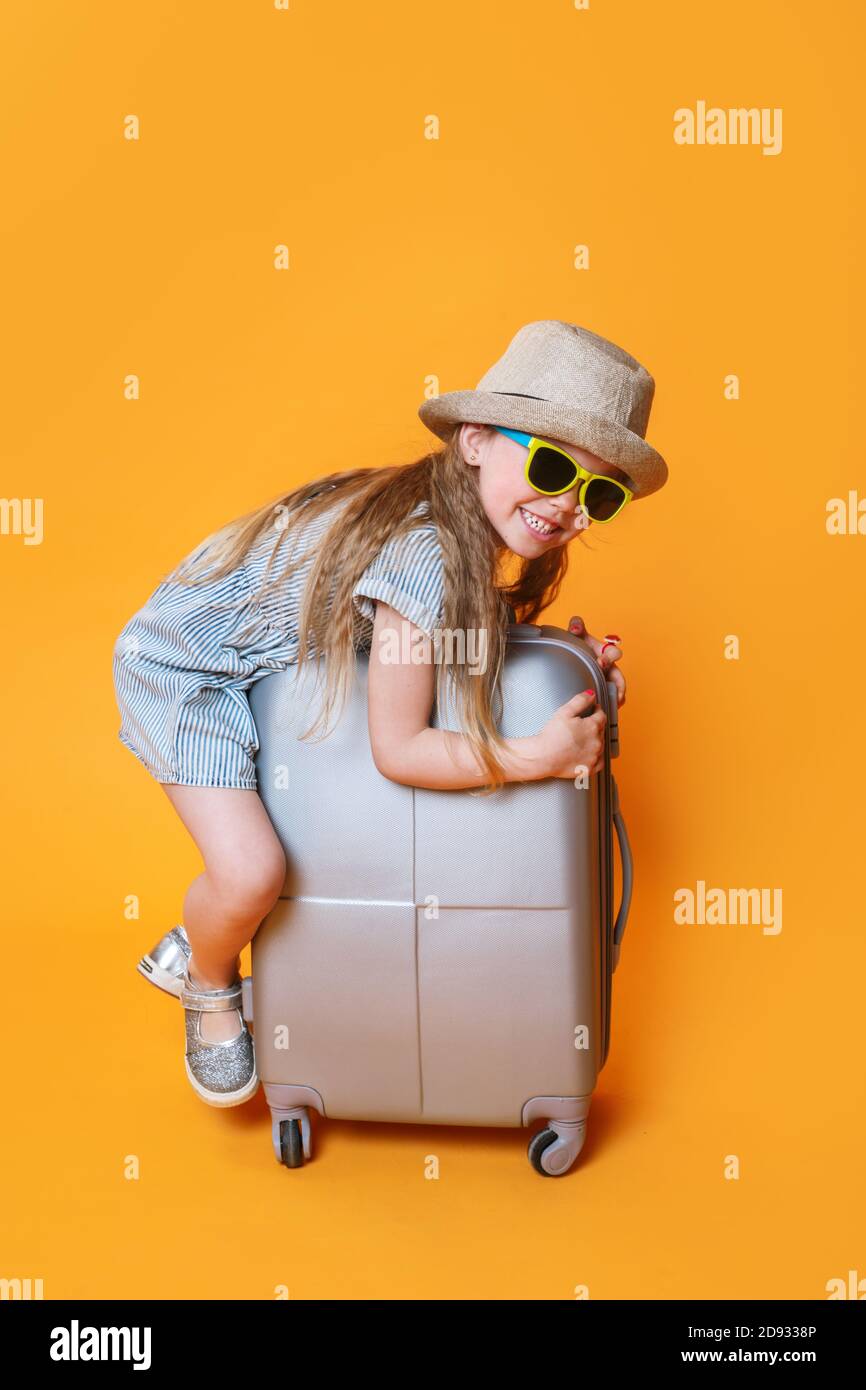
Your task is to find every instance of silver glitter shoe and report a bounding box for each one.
[180,968,259,1108]
[136,923,191,998]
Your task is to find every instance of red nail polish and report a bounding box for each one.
[604,634,621,641]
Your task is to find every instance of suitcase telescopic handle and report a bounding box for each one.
[610,774,634,972]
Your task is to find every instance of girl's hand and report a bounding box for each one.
[568,615,625,708]
[536,688,607,780]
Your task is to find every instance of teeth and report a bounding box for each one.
[520,506,556,536]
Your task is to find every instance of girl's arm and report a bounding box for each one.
[365,601,550,790]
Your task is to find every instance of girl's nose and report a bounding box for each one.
[553,487,587,520]
[555,486,580,510]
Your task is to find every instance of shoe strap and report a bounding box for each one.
[180,977,243,1012]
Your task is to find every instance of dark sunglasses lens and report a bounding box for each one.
[528,446,578,493]
[584,477,627,521]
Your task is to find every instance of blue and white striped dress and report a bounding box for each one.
[112,495,445,789]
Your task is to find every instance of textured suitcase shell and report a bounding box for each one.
[247,622,632,1174]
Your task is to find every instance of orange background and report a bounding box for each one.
[2,0,863,1300]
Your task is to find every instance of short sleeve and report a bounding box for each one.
[352,522,445,641]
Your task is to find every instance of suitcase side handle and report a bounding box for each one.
[610,773,634,972]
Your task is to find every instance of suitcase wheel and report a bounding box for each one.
[271,1106,313,1166]
[278,1118,305,1169]
[527,1122,586,1177]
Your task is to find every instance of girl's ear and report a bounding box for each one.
[460,421,489,465]
[457,422,473,458]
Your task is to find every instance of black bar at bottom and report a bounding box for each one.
[1,1296,862,1371]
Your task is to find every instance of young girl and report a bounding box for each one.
[112,319,667,1108]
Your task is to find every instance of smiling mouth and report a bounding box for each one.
[519,505,561,537]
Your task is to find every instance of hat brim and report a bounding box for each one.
[418,390,667,499]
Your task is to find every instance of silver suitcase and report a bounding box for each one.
[245,619,633,1176]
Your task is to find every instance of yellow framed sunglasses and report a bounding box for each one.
[494,426,633,523]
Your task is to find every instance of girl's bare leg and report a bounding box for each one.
[161,785,287,1042]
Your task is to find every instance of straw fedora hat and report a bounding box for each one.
[418,319,668,499]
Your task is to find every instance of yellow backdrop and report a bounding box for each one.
[1,0,863,1300]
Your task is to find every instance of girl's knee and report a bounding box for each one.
[210,843,287,917]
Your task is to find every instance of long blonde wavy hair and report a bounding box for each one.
[164,425,579,794]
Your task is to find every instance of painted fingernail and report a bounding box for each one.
[604,634,621,641]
